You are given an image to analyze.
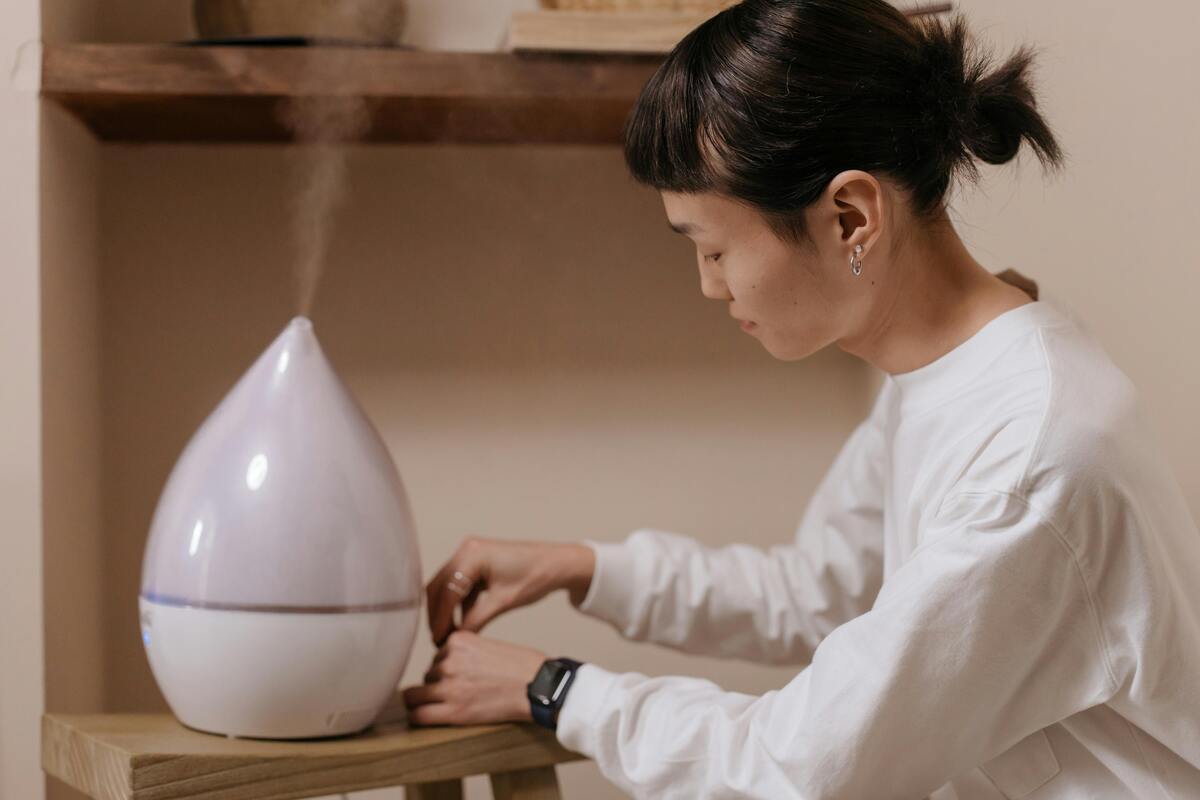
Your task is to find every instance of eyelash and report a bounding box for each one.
[704,253,722,263]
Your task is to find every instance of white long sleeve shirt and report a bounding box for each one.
[557,299,1200,799]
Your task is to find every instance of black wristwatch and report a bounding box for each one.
[526,657,583,730]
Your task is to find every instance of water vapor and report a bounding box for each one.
[282,91,371,317]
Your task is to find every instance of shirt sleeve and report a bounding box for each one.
[574,383,889,665]
[557,488,1122,800]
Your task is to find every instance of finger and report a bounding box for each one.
[402,682,447,708]
[429,565,474,646]
[460,591,508,633]
[458,581,483,630]
[438,576,489,646]
[408,701,461,727]
[423,662,445,684]
[432,543,490,646]
[425,560,456,635]
[425,558,453,598]
[425,541,481,639]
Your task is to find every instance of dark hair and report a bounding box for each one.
[623,0,1065,242]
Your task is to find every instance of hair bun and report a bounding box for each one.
[913,13,1064,173]
[967,47,1045,165]
[912,14,975,165]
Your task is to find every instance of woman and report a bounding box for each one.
[403,1,1200,797]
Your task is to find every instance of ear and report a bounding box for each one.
[822,170,885,257]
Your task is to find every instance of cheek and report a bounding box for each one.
[734,260,815,319]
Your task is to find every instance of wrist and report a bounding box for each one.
[514,686,534,722]
[512,651,545,723]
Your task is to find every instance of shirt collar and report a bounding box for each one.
[884,300,1067,413]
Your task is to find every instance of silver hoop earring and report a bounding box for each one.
[850,244,864,276]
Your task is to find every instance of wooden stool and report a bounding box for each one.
[42,698,584,800]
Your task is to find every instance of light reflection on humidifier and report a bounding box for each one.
[139,317,421,739]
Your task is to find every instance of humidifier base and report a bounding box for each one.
[139,597,419,739]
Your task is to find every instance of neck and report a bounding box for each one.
[838,213,1034,376]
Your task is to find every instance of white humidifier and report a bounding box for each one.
[139,317,421,739]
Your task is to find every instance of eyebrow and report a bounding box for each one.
[668,220,701,235]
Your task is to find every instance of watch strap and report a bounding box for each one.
[530,695,557,729]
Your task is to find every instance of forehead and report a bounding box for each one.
[661,191,762,236]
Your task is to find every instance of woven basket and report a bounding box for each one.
[539,0,738,11]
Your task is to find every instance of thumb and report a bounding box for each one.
[460,591,510,633]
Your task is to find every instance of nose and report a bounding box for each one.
[698,256,732,301]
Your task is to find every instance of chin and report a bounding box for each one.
[762,335,822,362]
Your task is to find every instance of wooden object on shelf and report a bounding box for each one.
[41,44,662,144]
[192,0,409,46]
[510,2,955,55]
[41,704,583,800]
[510,10,718,54]
[538,0,735,11]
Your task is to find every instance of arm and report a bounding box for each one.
[558,489,1121,799]
[575,382,890,665]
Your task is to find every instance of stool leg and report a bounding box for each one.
[489,765,563,800]
[406,778,464,799]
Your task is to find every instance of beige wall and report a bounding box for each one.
[21,2,1200,800]
[947,0,1200,500]
[2,1,44,798]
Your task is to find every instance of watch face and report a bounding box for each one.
[529,662,570,706]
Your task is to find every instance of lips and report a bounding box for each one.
[739,320,757,332]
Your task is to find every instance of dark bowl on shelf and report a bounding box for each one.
[193,0,408,47]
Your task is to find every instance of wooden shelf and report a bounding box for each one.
[41,44,663,144]
[42,706,584,800]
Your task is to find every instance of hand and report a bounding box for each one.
[402,630,547,726]
[426,537,595,646]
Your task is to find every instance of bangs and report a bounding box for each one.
[622,12,736,193]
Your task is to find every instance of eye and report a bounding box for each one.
[703,253,722,263]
